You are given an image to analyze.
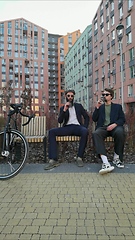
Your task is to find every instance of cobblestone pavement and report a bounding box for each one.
[0,163,135,240]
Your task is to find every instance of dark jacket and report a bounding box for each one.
[92,102,125,129]
[58,103,89,128]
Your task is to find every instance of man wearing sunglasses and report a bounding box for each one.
[44,89,89,170]
[92,88,125,174]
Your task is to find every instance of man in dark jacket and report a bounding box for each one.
[45,89,89,170]
[92,88,125,175]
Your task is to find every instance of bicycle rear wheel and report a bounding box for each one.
[0,129,28,180]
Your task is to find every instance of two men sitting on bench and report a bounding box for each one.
[44,88,125,174]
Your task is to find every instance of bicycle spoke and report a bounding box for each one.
[7,161,16,172]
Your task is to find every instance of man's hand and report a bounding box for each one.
[107,123,117,131]
[96,99,103,109]
[63,102,71,112]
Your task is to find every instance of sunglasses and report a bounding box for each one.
[67,94,74,97]
[102,93,111,97]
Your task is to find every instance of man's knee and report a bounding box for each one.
[114,127,125,136]
[92,130,98,138]
[49,128,58,137]
[82,128,89,137]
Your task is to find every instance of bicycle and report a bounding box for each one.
[0,103,34,180]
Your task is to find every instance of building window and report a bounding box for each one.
[130,66,135,78]
[7,28,12,36]
[129,48,135,61]
[119,6,123,20]
[94,33,98,43]
[127,32,132,45]
[101,26,104,36]
[94,21,98,31]
[100,2,103,10]
[8,21,12,28]
[0,23,4,35]
[106,6,109,16]
[111,15,115,26]
[68,34,72,45]
[112,59,116,69]
[60,38,64,49]
[107,21,110,31]
[8,51,12,57]
[119,88,122,99]
[128,0,133,9]
[113,89,116,99]
[15,52,18,58]
[95,83,98,92]
[112,45,115,55]
[95,58,98,67]
[42,30,44,39]
[126,15,131,28]
[107,62,110,71]
[107,34,110,43]
[128,84,133,97]
[100,54,104,63]
[113,74,116,85]
[111,29,115,40]
[110,0,114,11]
[100,14,103,24]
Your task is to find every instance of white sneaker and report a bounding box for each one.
[113,158,124,168]
[99,163,114,175]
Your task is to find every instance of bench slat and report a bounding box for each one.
[105,136,114,142]
[56,136,80,142]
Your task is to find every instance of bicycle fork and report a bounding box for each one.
[2,131,11,157]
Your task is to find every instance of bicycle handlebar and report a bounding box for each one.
[21,112,35,126]
[10,103,35,126]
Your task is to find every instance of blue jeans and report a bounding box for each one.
[48,124,88,160]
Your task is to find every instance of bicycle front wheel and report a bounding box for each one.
[0,129,28,180]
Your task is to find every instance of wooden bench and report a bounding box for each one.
[21,116,46,143]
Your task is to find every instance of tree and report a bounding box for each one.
[21,87,33,114]
[0,80,14,116]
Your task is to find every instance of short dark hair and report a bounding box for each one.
[104,88,114,98]
[65,89,75,95]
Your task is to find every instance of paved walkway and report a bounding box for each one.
[0,163,135,240]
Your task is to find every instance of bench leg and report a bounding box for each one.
[43,136,47,162]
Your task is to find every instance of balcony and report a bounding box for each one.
[25,72,30,77]
[14,71,18,76]
[25,59,29,64]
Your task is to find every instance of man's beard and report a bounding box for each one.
[66,98,74,107]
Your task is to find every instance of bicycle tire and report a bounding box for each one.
[0,129,29,180]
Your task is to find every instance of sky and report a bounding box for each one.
[0,0,101,35]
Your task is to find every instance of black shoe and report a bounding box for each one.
[44,159,60,170]
[76,157,84,167]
